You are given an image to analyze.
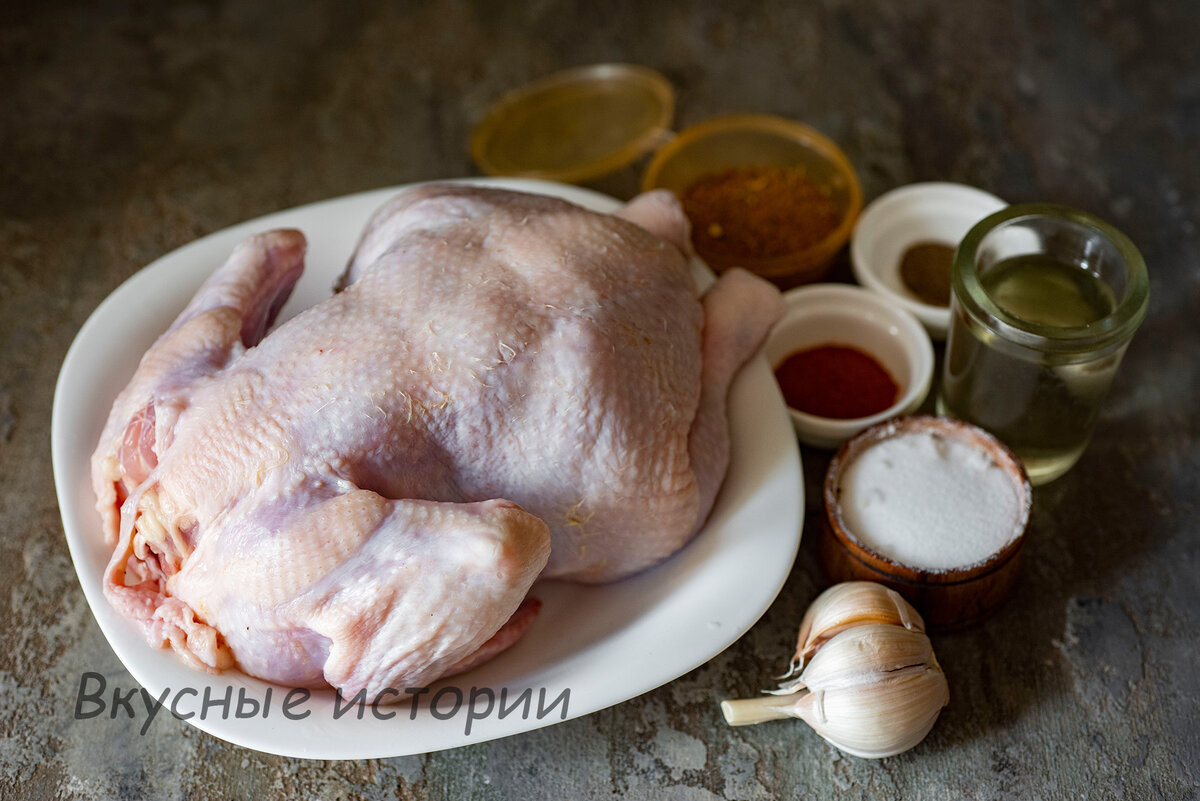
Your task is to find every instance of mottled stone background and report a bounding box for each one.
[2,1,1197,798]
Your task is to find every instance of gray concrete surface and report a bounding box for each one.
[3,1,1198,798]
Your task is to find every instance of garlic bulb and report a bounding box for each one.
[721,583,948,759]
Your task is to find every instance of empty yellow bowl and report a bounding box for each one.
[471,64,675,185]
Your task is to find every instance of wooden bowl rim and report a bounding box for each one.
[822,415,1033,585]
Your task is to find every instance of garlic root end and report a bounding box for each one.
[720,695,796,726]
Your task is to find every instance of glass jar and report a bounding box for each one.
[936,203,1149,485]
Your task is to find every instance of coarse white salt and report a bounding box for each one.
[838,430,1022,571]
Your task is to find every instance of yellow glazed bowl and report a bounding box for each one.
[643,114,862,288]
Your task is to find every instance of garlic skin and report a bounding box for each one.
[786,581,924,677]
[790,623,934,692]
[721,583,949,759]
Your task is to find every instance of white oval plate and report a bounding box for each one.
[51,178,802,759]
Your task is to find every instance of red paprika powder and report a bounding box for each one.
[774,344,898,419]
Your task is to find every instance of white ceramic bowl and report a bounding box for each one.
[764,284,934,449]
[851,182,1006,339]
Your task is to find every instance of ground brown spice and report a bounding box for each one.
[680,165,841,260]
[899,241,954,306]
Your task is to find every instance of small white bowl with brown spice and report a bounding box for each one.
[764,284,934,449]
[851,182,1006,339]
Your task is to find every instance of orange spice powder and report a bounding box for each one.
[680,165,841,260]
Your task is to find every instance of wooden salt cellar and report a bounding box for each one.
[819,416,1033,631]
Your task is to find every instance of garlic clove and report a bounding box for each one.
[785,582,925,677]
[769,620,935,695]
[791,663,949,759]
[794,623,935,691]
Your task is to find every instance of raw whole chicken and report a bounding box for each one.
[91,184,784,696]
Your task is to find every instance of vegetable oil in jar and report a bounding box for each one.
[981,254,1117,327]
[939,256,1120,483]
[936,205,1148,485]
